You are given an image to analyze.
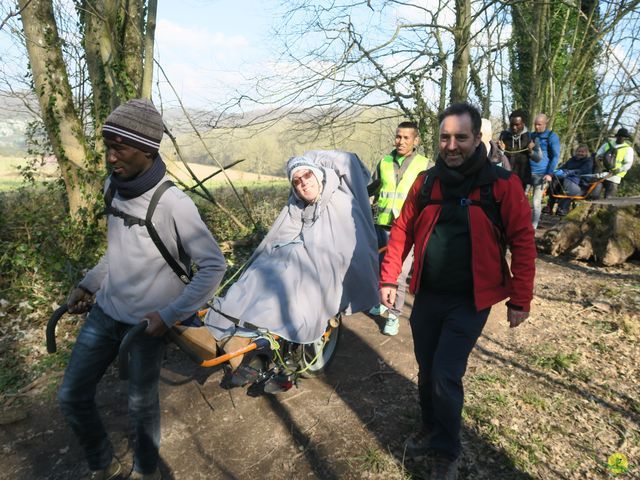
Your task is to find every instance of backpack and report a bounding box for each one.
[104,180,193,285]
[416,165,510,253]
[603,141,617,171]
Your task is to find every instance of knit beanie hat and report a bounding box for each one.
[102,99,164,154]
[286,156,325,186]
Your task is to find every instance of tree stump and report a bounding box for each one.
[538,198,640,265]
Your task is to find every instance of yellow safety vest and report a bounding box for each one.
[376,152,428,226]
[603,141,632,178]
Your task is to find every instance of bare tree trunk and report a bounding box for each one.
[81,1,120,125]
[450,0,471,103]
[122,0,144,96]
[141,0,158,99]
[19,0,100,217]
[539,202,640,265]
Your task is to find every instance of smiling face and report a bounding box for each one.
[394,127,419,157]
[439,113,482,168]
[292,169,321,204]
[105,139,154,180]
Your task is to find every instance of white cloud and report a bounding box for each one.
[156,19,249,64]
[395,0,456,28]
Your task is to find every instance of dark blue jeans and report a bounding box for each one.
[409,290,490,460]
[58,304,166,474]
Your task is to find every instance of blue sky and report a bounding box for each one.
[154,0,278,107]
[0,0,279,108]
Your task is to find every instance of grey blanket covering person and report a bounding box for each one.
[205,150,379,344]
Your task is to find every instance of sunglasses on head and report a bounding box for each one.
[292,170,314,187]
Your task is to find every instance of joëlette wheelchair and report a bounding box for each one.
[547,171,613,211]
[46,304,341,396]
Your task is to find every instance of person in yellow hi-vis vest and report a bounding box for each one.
[367,121,429,335]
[594,127,635,198]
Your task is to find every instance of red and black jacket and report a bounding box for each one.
[380,165,536,312]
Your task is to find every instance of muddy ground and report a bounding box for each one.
[1,250,639,479]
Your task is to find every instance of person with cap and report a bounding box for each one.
[58,99,227,480]
[379,102,535,479]
[367,121,429,336]
[594,127,635,198]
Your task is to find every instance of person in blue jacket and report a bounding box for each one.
[529,113,561,228]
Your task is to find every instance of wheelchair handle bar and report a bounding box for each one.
[46,304,69,354]
[118,320,149,381]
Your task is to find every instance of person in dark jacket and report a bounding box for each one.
[498,109,533,188]
[379,102,536,480]
[545,145,594,215]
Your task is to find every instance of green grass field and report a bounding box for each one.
[0,156,27,191]
[0,155,287,192]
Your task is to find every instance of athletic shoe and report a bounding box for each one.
[87,458,122,480]
[369,304,388,316]
[383,314,399,336]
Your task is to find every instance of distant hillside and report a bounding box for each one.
[0,93,38,156]
[0,92,409,175]
[165,109,405,177]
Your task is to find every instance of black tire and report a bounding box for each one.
[298,317,341,378]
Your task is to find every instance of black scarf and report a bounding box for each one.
[434,143,488,186]
[109,155,167,199]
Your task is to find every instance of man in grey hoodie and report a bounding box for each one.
[58,99,227,480]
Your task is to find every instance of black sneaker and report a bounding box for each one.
[429,454,459,480]
[404,429,432,457]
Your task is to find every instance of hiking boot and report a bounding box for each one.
[556,209,568,216]
[130,469,161,480]
[542,205,553,215]
[404,429,432,457]
[369,304,388,316]
[429,454,459,480]
[87,458,122,480]
[382,314,399,336]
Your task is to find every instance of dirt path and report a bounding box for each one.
[1,255,638,479]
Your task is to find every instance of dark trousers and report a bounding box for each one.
[409,290,490,460]
[58,304,166,474]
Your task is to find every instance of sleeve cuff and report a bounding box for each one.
[77,284,94,295]
[506,301,528,312]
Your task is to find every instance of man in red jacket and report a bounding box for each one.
[380,102,536,479]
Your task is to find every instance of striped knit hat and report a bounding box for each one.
[102,99,164,153]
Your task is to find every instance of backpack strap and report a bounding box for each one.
[145,181,192,285]
[416,167,438,211]
[417,165,509,247]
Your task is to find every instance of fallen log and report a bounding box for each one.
[537,198,640,265]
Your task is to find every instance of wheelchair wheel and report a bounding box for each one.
[298,316,341,378]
